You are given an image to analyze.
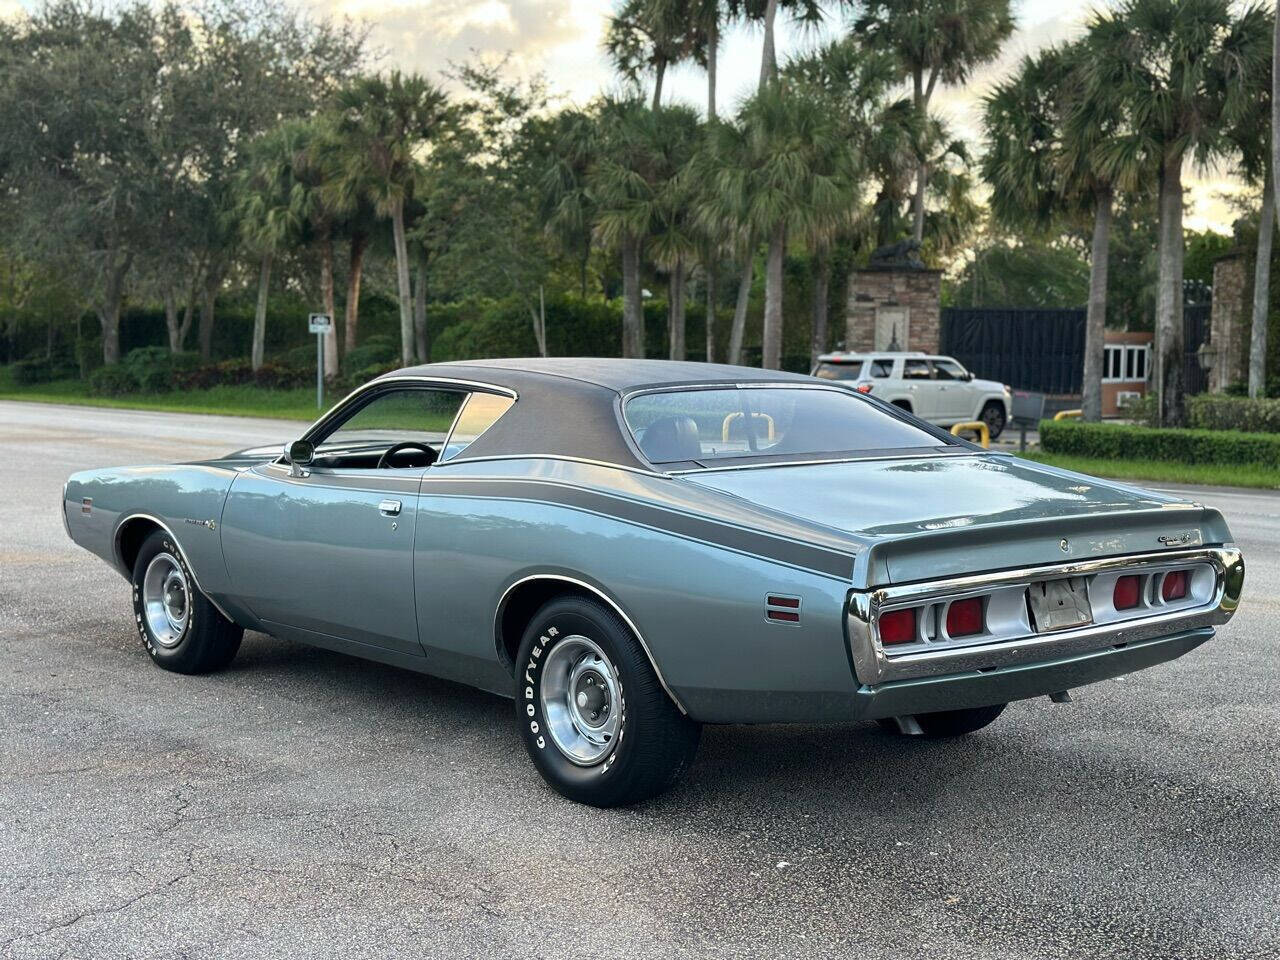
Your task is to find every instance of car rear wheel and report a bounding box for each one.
[131,529,242,674]
[877,703,1006,738]
[515,595,701,807]
[980,400,1007,440]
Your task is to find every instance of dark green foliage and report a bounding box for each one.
[12,356,54,385]
[122,347,199,392]
[1039,419,1280,467]
[1185,394,1280,433]
[342,334,397,371]
[89,366,140,396]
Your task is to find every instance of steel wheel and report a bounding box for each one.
[539,635,622,765]
[141,552,189,648]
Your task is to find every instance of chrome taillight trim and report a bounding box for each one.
[846,547,1244,685]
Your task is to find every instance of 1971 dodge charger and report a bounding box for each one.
[62,358,1246,806]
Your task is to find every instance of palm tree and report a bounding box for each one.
[698,83,854,369]
[1084,0,1270,424]
[333,72,451,365]
[855,0,1014,246]
[232,122,311,372]
[983,42,1145,422]
[645,109,702,360]
[604,0,703,110]
[540,108,601,299]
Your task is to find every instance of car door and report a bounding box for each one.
[930,358,973,420]
[220,384,467,657]
[900,358,937,418]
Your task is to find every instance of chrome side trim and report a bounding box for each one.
[60,480,71,537]
[111,513,239,627]
[494,573,688,715]
[846,547,1244,685]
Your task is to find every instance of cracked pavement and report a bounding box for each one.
[1,400,1278,959]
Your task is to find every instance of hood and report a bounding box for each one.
[971,377,1008,393]
[682,453,1229,584]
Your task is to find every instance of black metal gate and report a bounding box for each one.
[1183,304,1210,396]
[940,308,1085,395]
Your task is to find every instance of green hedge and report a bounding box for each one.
[1039,419,1280,468]
[1186,394,1280,434]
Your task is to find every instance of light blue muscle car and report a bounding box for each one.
[62,359,1246,806]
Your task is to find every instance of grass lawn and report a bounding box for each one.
[0,368,324,421]
[1019,451,1280,491]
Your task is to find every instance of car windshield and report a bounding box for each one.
[624,386,945,465]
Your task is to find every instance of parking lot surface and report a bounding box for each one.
[1,400,1277,959]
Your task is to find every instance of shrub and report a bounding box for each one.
[88,365,139,396]
[1186,394,1280,434]
[343,334,397,372]
[1039,419,1280,468]
[282,344,316,371]
[12,356,53,385]
[121,346,200,392]
[254,362,310,390]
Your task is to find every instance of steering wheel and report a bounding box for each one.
[376,441,438,469]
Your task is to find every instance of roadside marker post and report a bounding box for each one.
[308,313,331,410]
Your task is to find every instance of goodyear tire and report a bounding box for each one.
[878,703,1006,738]
[131,529,243,674]
[515,596,701,807]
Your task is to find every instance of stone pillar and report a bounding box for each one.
[1209,253,1247,393]
[845,268,943,354]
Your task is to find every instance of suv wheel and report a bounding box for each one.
[980,400,1007,440]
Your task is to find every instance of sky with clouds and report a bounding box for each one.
[8,0,1250,231]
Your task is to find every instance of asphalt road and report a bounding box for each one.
[1,400,1277,960]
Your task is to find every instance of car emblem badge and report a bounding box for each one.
[1158,530,1200,547]
[1059,539,1069,553]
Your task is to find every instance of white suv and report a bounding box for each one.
[812,351,1012,439]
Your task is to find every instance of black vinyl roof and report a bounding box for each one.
[376,358,819,470]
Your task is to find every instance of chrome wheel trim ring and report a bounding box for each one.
[540,635,622,766]
[142,553,189,648]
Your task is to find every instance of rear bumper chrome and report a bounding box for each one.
[846,546,1244,686]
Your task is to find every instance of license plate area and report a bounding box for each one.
[1027,576,1092,633]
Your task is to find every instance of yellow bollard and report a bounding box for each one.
[1053,409,1083,420]
[950,420,990,448]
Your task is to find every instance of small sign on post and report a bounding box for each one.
[308,313,331,409]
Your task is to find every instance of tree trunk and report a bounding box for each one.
[707,13,718,120]
[1081,189,1112,422]
[728,253,753,366]
[413,244,429,364]
[762,223,785,369]
[391,198,414,365]
[1249,167,1274,399]
[668,258,686,361]
[705,262,717,363]
[163,286,180,353]
[621,234,644,358]
[198,268,219,362]
[758,0,778,91]
[652,57,667,111]
[810,248,830,366]
[320,233,338,380]
[345,231,367,355]
[910,69,927,245]
[251,252,272,372]
[529,285,549,357]
[1154,152,1186,426]
[178,276,196,353]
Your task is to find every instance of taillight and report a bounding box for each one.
[945,597,984,637]
[1113,575,1141,610]
[854,382,873,394]
[879,608,916,645]
[1161,570,1188,602]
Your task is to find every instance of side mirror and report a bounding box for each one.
[963,371,975,382]
[284,439,314,476]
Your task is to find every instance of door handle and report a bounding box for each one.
[379,499,402,517]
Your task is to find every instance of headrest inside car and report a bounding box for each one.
[638,416,702,463]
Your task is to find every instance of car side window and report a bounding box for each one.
[812,361,862,381]
[903,359,932,380]
[868,358,894,378]
[441,392,515,462]
[311,388,467,470]
[931,359,966,381]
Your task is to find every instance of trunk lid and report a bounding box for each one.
[682,453,1230,585]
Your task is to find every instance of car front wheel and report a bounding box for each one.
[131,529,243,674]
[980,400,1007,440]
[515,595,701,807]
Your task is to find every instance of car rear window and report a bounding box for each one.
[624,387,943,465]
[812,361,863,381]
